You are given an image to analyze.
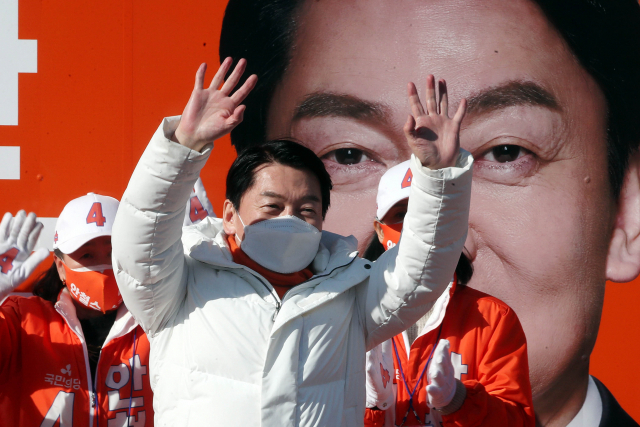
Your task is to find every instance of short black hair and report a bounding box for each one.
[220,0,640,198]
[226,139,332,218]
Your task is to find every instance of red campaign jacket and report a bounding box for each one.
[0,290,153,426]
[366,283,535,427]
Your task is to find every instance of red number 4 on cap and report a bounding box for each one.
[86,202,106,227]
[401,169,413,189]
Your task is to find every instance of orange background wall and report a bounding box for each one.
[0,0,637,420]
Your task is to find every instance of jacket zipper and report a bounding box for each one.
[93,348,103,425]
[270,256,358,321]
[207,237,362,321]
[55,307,95,427]
[242,273,281,321]
[272,301,281,322]
[77,336,96,422]
[92,319,138,426]
[55,303,136,426]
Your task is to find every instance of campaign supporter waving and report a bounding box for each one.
[112,59,472,426]
[363,161,534,427]
[0,194,153,427]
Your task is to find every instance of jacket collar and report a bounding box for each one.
[184,217,360,279]
[55,288,137,345]
[183,217,367,333]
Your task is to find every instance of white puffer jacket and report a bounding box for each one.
[112,117,473,427]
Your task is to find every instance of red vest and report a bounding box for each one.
[366,284,535,427]
[0,291,154,426]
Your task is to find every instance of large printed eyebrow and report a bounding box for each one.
[466,80,561,115]
[293,82,558,122]
[293,92,390,124]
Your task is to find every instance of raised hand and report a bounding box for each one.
[173,57,258,152]
[404,75,466,170]
[0,211,49,301]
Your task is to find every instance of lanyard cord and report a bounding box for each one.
[94,375,99,427]
[127,328,137,421]
[392,324,443,426]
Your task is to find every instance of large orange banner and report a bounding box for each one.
[0,0,638,423]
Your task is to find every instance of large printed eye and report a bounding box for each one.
[474,140,538,184]
[318,145,386,189]
[325,148,369,165]
[485,145,527,163]
[290,116,396,189]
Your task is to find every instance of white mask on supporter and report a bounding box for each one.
[237,214,322,274]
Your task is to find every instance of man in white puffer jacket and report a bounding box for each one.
[112,58,473,427]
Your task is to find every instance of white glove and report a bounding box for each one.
[183,177,216,226]
[426,339,456,409]
[0,211,49,301]
[365,339,395,410]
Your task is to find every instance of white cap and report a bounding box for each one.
[376,160,413,220]
[53,193,120,254]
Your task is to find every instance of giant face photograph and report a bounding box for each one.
[1,0,639,426]
[220,0,640,425]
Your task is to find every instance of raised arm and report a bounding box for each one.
[362,76,472,348]
[112,59,256,335]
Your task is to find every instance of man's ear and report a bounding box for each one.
[607,149,640,282]
[222,200,237,236]
[373,220,385,244]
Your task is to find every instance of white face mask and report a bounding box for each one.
[237,214,322,274]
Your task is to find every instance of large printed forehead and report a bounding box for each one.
[267,0,605,142]
[261,0,617,399]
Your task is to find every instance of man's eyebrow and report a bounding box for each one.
[293,92,390,124]
[260,191,320,203]
[466,81,561,115]
[260,191,285,199]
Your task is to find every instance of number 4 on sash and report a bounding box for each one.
[86,202,106,227]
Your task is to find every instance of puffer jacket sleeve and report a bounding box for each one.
[360,151,473,350]
[112,117,211,335]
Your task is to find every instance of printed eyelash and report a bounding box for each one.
[474,153,539,179]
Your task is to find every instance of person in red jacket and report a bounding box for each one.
[0,193,154,426]
[363,161,535,427]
